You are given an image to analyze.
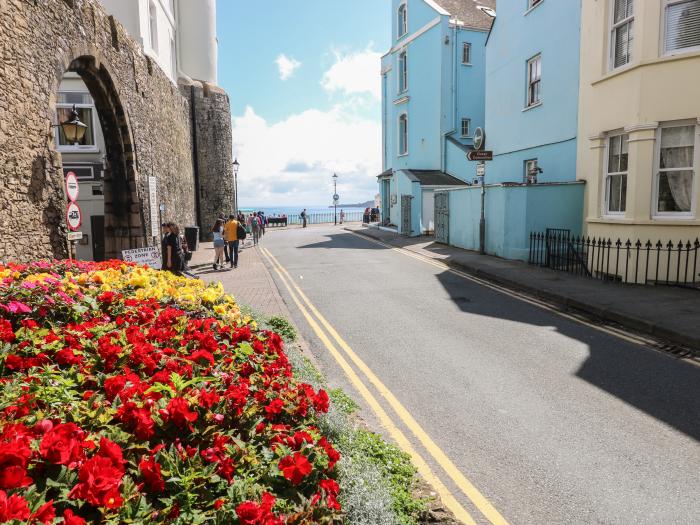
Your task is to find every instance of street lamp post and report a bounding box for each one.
[333,173,338,226]
[232,158,240,215]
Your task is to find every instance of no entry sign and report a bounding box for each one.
[65,171,80,202]
[66,201,82,231]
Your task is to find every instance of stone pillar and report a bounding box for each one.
[181,81,235,239]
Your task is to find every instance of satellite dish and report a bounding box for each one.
[477,6,496,17]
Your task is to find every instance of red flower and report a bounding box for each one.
[0,490,30,522]
[0,424,34,489]
[313,389,330,413]
[39,423,87,468]
[265,398,285,419]
[69,441,125,509]
[115,402,155,440]
[278,453,313,485]
[31,500,56,524]
[139,456,165,493]
[163,397,198,428]
[62,509,87,525]
[213,498,226,510]
[55,348,83,366]
[235,501,261,525]
[0,319,15,343]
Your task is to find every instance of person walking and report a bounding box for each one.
[301,208,307,228]
[258,211,266,236]
[223,214,240,269]
[251,212,261,246]
[211,218,226,270]
[161,222,184,275]
[340,209,345,224]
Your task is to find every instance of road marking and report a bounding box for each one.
[345,230,673,352]
[261,247,510,525]
[258,248,478,525]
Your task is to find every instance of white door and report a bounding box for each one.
[421,190,435,234]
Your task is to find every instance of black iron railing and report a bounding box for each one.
[529,231,700,286]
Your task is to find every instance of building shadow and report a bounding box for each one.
[298,233,392,251]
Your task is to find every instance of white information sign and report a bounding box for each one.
[67,231,83,241]
[65,172,80,202]
[122,246,162,269]
[148,176,159,238]
[476,163,485,177]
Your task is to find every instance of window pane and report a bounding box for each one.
[614,0,633,24]
[620,134,629,171]
[58,92,92,105]
[607,174,627,212]
[658,171,693,212]
[608,135,620,172]
[614,22,633,67]
[665,0,700,52]
[660,126,694,169]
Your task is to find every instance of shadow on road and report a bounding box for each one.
[298,233,392,251]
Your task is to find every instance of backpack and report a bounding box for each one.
[237,222,247,240]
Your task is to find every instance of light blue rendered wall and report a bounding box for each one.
[448,183,585,260]
[482,0,581,184]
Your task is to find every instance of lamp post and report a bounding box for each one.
[57,105,88,145]
[232,158,240,215]
[332,173,339,226]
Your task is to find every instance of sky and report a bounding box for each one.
[216,0,390,207]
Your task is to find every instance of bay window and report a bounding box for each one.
[605,134,629,214]
[610,0,634,69]
[663,0,700,55]
[655,124,697,215]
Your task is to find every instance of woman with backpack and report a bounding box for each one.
[161,222,184,275]
[211,218,226,270]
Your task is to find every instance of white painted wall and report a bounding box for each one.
[421,189,435,233]
[176,0,217,84]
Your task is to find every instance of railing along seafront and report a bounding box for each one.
[529,229,700,286]
[275,210,365,226]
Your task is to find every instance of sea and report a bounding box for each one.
[241,205,368,216]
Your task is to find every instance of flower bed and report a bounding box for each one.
[0,261,342,524]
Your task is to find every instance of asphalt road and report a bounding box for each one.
[261,225,700,525]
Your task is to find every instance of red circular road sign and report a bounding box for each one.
[66,201,82,231]
[65,171,80,202]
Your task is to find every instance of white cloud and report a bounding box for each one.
[321,46,382,100]
[232,104,381,207]
[275,54,301,81]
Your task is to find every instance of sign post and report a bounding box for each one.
[468,127,489,255]
[65,172,81,260]
[148,176,159,239]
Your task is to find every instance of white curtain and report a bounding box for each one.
[660,126,694,212]
[666,172,693,211]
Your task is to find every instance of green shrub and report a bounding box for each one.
[329,388,360,415]
[266,315,298,342]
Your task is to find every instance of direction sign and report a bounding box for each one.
[65,171,80,202]
[467,150,493,161]
[66,202,82,231]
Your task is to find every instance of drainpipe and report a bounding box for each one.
[441,23,458,173]
[189,84,202,229]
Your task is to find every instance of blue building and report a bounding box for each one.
[448,0,586,260]
[378,0,496,236]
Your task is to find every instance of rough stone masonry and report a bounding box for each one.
[0,0,234,262]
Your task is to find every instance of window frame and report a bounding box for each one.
[661,0,700,56]
[398,49,408,94]
[462,43,472,65]
[652,121,699,218]
[461,118,471,138]
[526,54,542,108]
[398,3,408,39]
[149,1,159,54]
[609,0,634,70]
[398,113,409,156]
[55,91,99,153]
[603,133,630,216]
[527,0,544,10]
[524,159,539,183]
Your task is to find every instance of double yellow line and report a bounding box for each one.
[260,246,509,525]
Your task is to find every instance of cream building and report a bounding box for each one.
[578,0,700,244]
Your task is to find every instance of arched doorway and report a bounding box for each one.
[54,55,145,261]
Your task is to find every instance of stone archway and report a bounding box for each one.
[62,55,144,259]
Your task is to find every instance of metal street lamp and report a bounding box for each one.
[232,158,240,215]
[58,105,88,144]
[332,173,339,226]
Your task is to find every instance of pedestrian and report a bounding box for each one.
[251,212,261,246]
[223,214,240,269]
[301,208,307,228]
[161,222,184,275]
[340,209,345,224]
[258,211,266,235]
[211,218,225,270]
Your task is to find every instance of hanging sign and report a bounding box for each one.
[122,246,162,269]
[149,176,159,238]
[65,171,80,202]
[66,202,82,231]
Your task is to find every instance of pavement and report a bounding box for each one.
[258,225,700,525]
[348,224,700,353]
[187,236,288,318]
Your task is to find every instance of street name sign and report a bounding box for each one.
[67,231,83,241]
[122,246,162,270]
[65,171,79,202]
[467,150,493,161]
[66,202,82,231]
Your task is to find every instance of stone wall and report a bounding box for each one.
[185,82,235,240]
[0,0,202,262]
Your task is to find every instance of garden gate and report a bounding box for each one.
[401,195,412,236]
[434,191,449,244]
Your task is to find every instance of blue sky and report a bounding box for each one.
[217,0,390,207]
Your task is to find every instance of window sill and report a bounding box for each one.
[397,153,409,158]
[588,217,700,226]
[524,1,544,17]
[522,101,543,112]
[57,147,99,153]
[593,50,700,85]
[394,96,409,105]
[461,62,472,66]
